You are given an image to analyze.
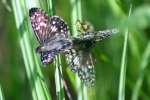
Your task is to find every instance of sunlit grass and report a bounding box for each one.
[46,0,65,99]
[69,0,84,99]
[131,41,150,100]
[11,0,51,100]
[118,4,132,100]
[0,84,4,100]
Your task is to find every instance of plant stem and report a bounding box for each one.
[70,0,85,100]
[131,41,150,100]
[118,4,132,100]
[54,55,65,100]
[12,0,51,100]
[0,84,4,100]
[47,0,55,15]
[46,0,65,99]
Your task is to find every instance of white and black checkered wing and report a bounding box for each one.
[29,8,69,44]
[66,49,95,86]
[77,28,118,42]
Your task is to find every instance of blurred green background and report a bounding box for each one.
[0,0,150,100]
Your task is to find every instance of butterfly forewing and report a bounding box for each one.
[29,8,49,43]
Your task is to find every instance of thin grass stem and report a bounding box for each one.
[118,4,132,100]
[0,84,4,100]
[11,0,52,99]
[46,0,65,99]
[131,41,150,100]
[70,0,85,100]
[54,55,65,100]
[47,0,55,15]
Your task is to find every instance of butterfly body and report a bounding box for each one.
[36,38,72,64]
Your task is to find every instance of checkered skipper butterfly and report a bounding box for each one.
[29,8,72,64]
[65,20,118,86]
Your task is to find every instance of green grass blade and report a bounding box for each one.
[118,4,132,100]
[70,0,85,100]
[11,0,52,100]
[70,0,82,36]
[54,55,65,100]
[0,84,4,100]
[46,0,65,99]
[131,41,150,100]
[47,0,55,15]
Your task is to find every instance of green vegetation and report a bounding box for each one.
[0,0,150,100]
[0,84,4,100]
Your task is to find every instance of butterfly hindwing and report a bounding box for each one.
[66,49,95,86]
[77,50,95,86]
[48,16,69,39]
[41,51,56,64]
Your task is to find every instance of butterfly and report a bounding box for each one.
[29,8,72,64]
[29,7,118,86]
[65,26,118,86]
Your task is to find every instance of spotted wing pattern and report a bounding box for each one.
[65,29,118,86]
[29,8,69,44]
[76,29,118,42]
[66,49,95,86]
[40,50,56,64]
